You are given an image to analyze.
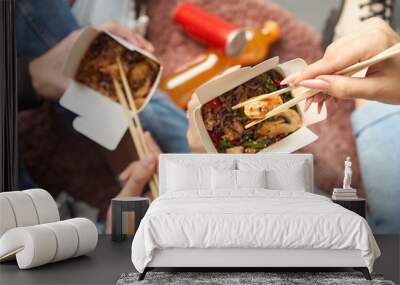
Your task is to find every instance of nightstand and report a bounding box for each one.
[111,197,149,242]
[332,198,366,218]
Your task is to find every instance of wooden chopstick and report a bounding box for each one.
[238,43,400,112]
[116,58,159,188]
[113,77,146,158]
[113,76,159,198]
[231,86,296,110]
[337,42,400,75]
[116,58,148,154]
[245,89,318,128]
[115,58,159,196]
[244,43,400,129]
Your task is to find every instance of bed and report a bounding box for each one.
[131,154,380,281]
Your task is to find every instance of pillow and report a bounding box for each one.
[237,159,308,191]
[166,158,236,170]
[167,162,211,191]
[267,167,307,191]
[211,168,236,190]
[166,159,236,192]
[236,169,267,189]
[211,169,267,190]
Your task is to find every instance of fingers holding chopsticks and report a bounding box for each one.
[119,132,161,182]
[304,93,327,113]
[281,18,400,108]
[289,18,398,86]
[143,131,162,175]
[301,75,384,101]
[119,154,157,183]
[113,57,159,197]
[144,131,162,157]
[98,21,154,53]
[301,74,385,112]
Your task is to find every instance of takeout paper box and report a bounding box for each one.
[60,27,162,151]
[192,57,327,153]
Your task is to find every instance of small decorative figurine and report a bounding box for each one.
[343,156,352,190]
[332,156,357,200]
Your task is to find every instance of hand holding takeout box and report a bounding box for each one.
[190,57,328,154]
[60,27,162,151]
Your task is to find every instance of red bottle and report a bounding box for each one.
[160,21,280,109]
[174,2,247,57]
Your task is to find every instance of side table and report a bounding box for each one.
[112,197,149,242]
[332,198,366,218]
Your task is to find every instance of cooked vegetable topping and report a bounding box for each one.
[219,138,233,150]
[206,98,222,109]
[201,70,302,153]
[76,33,160,109]
[242,139,266,149]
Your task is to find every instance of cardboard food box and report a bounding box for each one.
[192,57,327,153]
[60,27,162,151]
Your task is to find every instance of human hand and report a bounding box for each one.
[281,18,400,110]
[117,154,157,198]
[29,30,79,100]
[105,132,159,234]
[105,152,157,234]
[118,132,161,185]
[29,21,154,100]
[98,21,154,52]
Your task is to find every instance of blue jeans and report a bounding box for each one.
[139,91,190,153]
[352,102,400,234]
[16,0,79,58]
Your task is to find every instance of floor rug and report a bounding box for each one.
[117,271,395,285]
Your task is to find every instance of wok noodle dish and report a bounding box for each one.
[76,33,160,109]
[201,70,302,153]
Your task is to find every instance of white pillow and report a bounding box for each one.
[166,159,236,192]
[211,168,237,190]
[237,159,308,191]
[267,167,307,191]
[167,162,211,191]
[236,169,267,189]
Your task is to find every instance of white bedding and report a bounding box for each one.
[131,190,380,273]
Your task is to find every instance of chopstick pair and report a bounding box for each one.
[233,42,400,129]
[112,57,159,199]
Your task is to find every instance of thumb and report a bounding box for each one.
[144,132,162,156]
[119,156,156,196]
[299,75,380,100]
[119,154,156,181]
[135,155,157,183]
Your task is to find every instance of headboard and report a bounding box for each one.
[159,154,314,195]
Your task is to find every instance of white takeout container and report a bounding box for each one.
[60,27,162,151]
[192,57,327,153]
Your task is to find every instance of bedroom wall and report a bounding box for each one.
[271,0,341,32]
[373,235,400,283]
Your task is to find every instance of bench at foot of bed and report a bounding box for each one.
[137,267,372,281]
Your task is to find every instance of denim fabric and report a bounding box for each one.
[139,91,191,153]
[16,0,79,58]
[352,102,400,234]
